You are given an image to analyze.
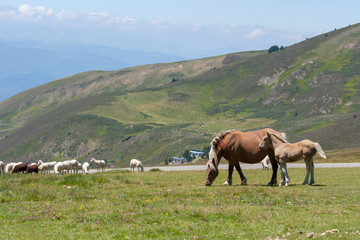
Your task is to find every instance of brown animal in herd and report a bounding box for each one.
[26,164,39,174]
[205,128,285,186]
[11,163,28,173]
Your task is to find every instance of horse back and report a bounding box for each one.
[221,129,276,163]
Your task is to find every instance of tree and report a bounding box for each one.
[268,45,279,54]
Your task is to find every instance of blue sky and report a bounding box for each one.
[1,0,359,58]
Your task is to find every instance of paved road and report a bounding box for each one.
[97,162,360,173]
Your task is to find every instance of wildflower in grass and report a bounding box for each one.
[79,205,84,210]
[165,212,168,216]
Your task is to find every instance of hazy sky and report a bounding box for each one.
[1,0,359,58]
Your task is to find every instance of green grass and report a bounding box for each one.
[1,167,359,239]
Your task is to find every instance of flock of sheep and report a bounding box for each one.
[0,158,106,176]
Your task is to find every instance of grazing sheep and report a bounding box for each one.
[261,156,270,170]
[90,158,106,172]
[82,162,90,174]
[26,164,39,174]
[62,161,73,174]
[0,161,4,176]
[54,162,65,175]
[37,160,52,174]
[76,162,82,173]
[12,163,27,173]
[6,162,22,173]
[68,159,80,174]
[130,159,144,172]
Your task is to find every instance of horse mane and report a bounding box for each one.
[211,130,235,149]
[269,131,288,143]
[208,130,236,170]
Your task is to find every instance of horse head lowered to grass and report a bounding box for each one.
[259,131,327,187]
[205,128,284,186]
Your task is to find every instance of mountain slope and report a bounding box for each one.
[0,24,360,166]
[0,40,184,101]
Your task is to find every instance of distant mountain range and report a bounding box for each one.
[0,39,184,101]
[0,24,359,166]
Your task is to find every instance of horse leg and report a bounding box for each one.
[234,162,247,185]
[223,164,234,185]
[309,158,315,185]
[302,158,311,185]
[268,152,278,186]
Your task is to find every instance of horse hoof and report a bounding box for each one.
[223,181,230,186]
[241,182,247,186]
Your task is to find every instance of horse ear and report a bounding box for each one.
[205,157,209,163]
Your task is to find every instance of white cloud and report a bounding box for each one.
[18,4,53,18]
[55,10,77,21]
[246,28,266,38]
[151,19,165,25]
[193,23,201,31]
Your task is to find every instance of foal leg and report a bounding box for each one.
[223,164,234,185]
[279,163,286,187]
[282,162,290,187]
[234,162,247,185]
[309,158,315,185]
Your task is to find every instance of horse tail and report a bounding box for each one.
[314,142,327,159]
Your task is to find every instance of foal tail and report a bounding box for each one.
[314,142,327,159]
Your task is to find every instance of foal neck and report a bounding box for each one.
[270,133,286,148]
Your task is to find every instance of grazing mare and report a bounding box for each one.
[223,132,287,185]
[259,131,327,186]
[205,128,283,186]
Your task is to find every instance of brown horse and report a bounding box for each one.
[259,131,327,186]
[205,128,283,186]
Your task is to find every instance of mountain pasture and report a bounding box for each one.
[0,167,359,239]
[1,24,360,167]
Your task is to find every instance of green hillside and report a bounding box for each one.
[1,24,360,166]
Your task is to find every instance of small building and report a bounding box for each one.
[189,149,204,158]
[171,157,187,164]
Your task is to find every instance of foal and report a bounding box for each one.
[259,132,327,186]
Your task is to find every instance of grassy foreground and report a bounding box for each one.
[1,167,359,239]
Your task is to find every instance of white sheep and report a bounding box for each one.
[130,159,144,172]
[54,162,65,175]
[6,162,23,173]
[38,160,52,174]
[62,160,73,174]
[261,156,270,170]
[82,162,90,174]
[90,158,106,172]
[0,161,4,176]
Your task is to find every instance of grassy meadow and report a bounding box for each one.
[1,166,359,239]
